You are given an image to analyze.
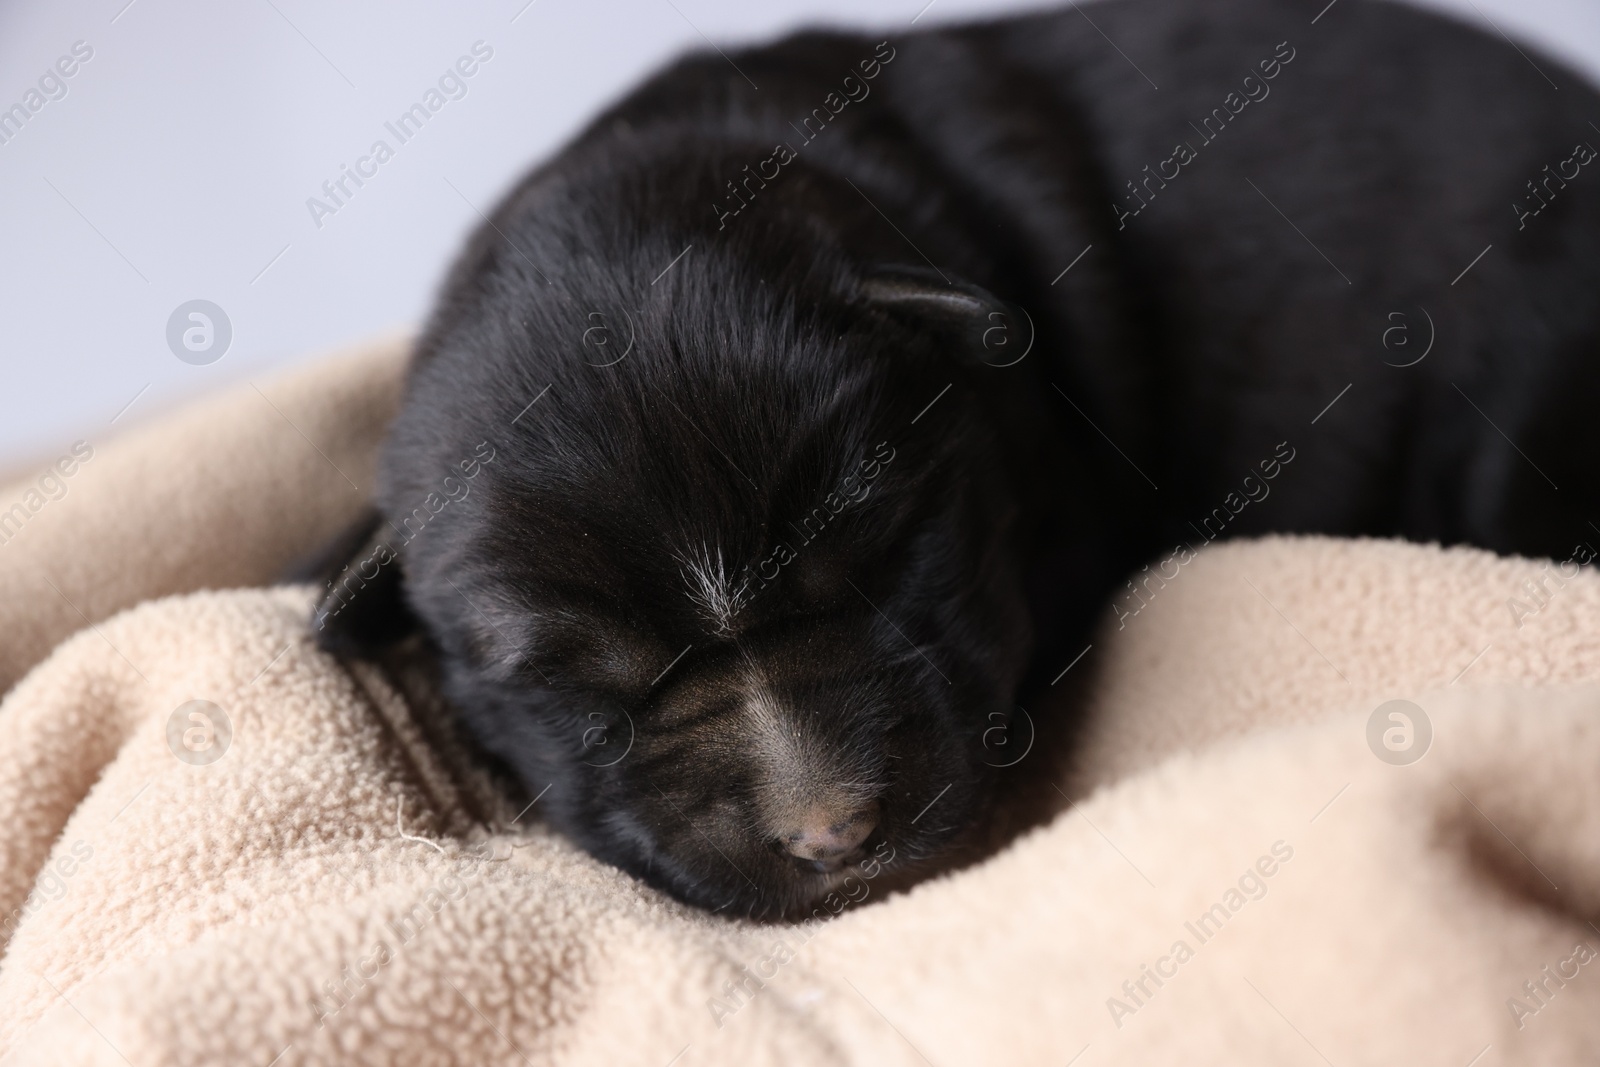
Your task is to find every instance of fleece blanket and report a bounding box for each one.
[2,337,1599,1067]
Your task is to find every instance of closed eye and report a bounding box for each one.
[494,600,671,701]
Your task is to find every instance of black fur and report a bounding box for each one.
[310,0,1600,919]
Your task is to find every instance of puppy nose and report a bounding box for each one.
[780,803,878,863]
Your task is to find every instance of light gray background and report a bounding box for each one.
[1,0,1596,468]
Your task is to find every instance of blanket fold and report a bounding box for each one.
[2,339,1597,1066]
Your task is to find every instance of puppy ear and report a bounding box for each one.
[858,265,1029,367]
[300,507,420,657]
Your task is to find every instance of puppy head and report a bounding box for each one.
[314,165,1038,919]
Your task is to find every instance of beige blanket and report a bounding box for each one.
[2,337,1598,1066]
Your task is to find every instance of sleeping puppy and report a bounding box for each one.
[309,0,1600,919]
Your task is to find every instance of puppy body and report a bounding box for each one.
[316,0,1600,918]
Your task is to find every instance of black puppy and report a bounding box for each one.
[311,0,1600,919]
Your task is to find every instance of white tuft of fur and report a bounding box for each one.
[678,543,751,635]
